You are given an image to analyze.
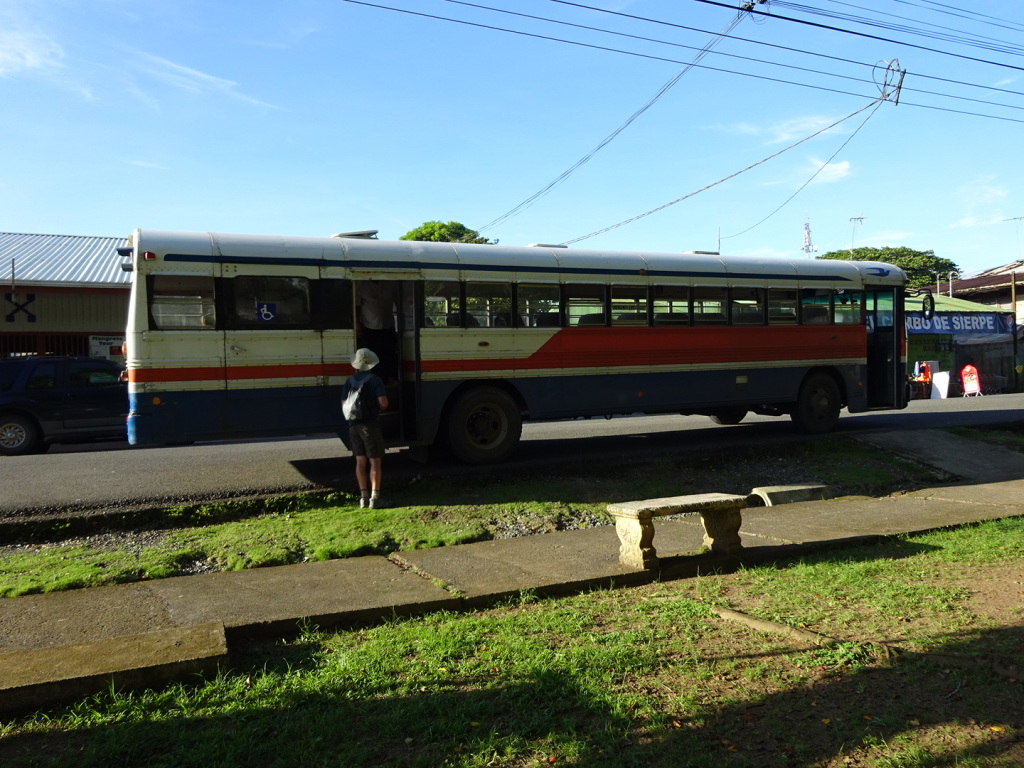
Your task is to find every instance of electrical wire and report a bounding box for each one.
[770,0,1024,55]
[721,99,885,240]
[889,0,1024,35]
[448,0,1024,116]
[540,0,1024,99]
[559,98,883,246]
[688,0,1024,73]
[476,6,749,233]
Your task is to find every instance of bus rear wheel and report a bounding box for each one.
[709,409,747,426]
[446,387,522,465]
[791,373,840,434]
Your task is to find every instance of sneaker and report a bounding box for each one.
[369,497,386,509]
[359,496,370,509]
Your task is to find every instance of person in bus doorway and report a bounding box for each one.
[342,348,389,509]
[356,280,398,384]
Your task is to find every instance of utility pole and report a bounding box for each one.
[849,216,865,254]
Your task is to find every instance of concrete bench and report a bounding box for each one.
[607,493,748,569]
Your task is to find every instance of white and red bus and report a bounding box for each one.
[120,229,908,463]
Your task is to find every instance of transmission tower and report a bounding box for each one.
[801,220,817,258]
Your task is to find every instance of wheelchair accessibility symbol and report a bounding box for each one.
[257,303,276,322]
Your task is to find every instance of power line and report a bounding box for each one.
[689,0,1024,73]
[341,0,1024,122]
[477,5,752,232]
[448,0,1024,112]
[721,99,885,240]
[889,0,1024,35]
[560,98,884,246]
[770,0,1024,56]
[541,0,1024,100]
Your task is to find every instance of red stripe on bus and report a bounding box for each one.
[130,363,349,383]
[420,326,865,372]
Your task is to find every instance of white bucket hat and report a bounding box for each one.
[351,348,380,371]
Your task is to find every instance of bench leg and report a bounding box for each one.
[615,516,657,569]
[700,508,743,554]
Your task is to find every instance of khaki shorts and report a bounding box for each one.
[349,421,385,458]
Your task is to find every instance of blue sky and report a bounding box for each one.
[3,0,1024,277]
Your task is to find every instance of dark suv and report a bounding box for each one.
[0,356,127,456]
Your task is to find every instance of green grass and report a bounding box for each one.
[0,436,950,598]
[2,517,1022,767]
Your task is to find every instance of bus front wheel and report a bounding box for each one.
[791,373,841,434]
[446,387,522,465]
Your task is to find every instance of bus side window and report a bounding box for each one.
[148,275,216,329]
[313,279,353,329]
[466,282,512,328]
[731,287,765,325]
[518,284,560,327]
[692,286,728,325]
[834,290,863,324]
[227,276,311,329]
[652,285,689,325]
[611,285,648,326]
[800,289,832,325]
[566,284,606,326]
[424,280,460,328]
[768,288,798,325]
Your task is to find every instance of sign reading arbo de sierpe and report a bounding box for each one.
[906,312,1014,336]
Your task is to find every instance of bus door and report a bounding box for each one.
[864,286,905,409]
[353,278,406,442]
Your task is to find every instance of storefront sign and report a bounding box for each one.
[90,335,126,359]
[906,312,1013,335]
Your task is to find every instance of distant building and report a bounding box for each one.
[943,260,1024,321]
[0,232,129,359]
[905,293,1018,395]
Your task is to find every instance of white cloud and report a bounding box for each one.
[707,115,843,145]
[0,30,62,75]
[807,158,850,184]
[767,116,838,145]
[953,176,1009,228]
[130,51,282,110]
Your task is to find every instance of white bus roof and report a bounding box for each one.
[128,229,907,287]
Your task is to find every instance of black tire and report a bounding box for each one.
[791,373,841,434]
[446,387,522,465]
[709,409,747,426]
[0,414,42,456]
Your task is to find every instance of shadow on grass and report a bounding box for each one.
[2,612,1020,768]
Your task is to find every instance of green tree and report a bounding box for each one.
[818,246,960,290]
[399,221,493,244]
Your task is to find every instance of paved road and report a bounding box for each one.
[4,393,1022,518]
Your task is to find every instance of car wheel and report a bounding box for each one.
[0,414,42,456]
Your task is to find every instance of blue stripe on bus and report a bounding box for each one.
[128,364,867,446]
[162,253,853,282]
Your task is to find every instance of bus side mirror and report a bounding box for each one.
[921,291,935,320]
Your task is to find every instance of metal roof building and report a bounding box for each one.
[1,232,129,288]
[1,232,130,358]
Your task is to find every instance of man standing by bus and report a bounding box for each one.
[356,280,398,384]
[342,348,389,509]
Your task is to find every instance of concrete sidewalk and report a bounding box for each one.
[2,429,1023,716]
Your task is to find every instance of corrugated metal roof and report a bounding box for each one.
[906,293,1008,313]
[0,232,130,288]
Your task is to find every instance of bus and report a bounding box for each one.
[120,229,908,463]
